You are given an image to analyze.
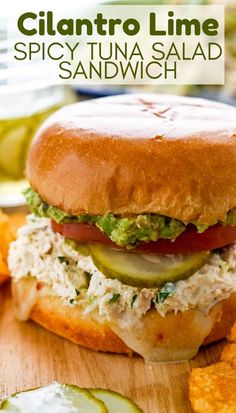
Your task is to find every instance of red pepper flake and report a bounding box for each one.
[36,282,44,290]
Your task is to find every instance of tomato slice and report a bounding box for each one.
[137,224,236,254]
[52,221,117,246]
[51,221,236,254]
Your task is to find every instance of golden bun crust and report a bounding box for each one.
[31,295,133,354]
[12,278,236,356]
[204,293,236,345]
[27,94,236,225]
[12,278,132,355]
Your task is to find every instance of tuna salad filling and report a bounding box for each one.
[8,216,236,329]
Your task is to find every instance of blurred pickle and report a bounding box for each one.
[0,83,77,188]
[0,106,58,180]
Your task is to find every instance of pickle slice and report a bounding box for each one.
[89,245,209,288]
[0,124,30,178]
[90,389,143,413]
[0,382,108,413]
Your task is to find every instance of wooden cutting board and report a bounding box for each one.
[0,282,225,413]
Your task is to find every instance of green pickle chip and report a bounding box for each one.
[0,106,59,180]
[90,389,143,413]
[0,383,143,413]
[89,244,209,288]
[0,382,107,413]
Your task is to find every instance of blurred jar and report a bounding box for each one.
[0,83,72,206]
[0,85,69,181]
[0,16,74,207]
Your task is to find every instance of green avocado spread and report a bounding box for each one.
[24,187,236,249]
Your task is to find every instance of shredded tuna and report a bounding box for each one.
[8,216,236,328]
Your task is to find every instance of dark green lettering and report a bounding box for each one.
[202,19,218,36]
[123,19,140,36]
[18,12,37,36]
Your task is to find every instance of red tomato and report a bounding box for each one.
[51,221,236,254]
[137,224,236,254]
[52,221,113,245]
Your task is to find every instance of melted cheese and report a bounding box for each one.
[11,278,39,321]
[110,305,222,362]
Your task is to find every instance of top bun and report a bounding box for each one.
[26,94,236,225]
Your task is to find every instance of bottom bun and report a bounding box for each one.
[12,278,236,357]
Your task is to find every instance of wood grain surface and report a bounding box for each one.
[0,282,225,413]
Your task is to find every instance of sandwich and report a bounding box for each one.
[8,94,236,362]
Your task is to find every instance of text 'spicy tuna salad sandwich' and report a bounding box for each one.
[9,94,236,362]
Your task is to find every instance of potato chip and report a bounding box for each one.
[0,250,9,276]
[0,210,13,259]
[9,212,26,238]
[0,249,9,285]
[189,362,236,413]
[0,210,26,284]
[221,343,236,368]
[229,323,236,342]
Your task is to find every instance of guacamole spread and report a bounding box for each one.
[24,187,236,248]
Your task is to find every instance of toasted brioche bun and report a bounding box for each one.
[12,278,236,356]
[12,278,133,355]
[27,94,236,225]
